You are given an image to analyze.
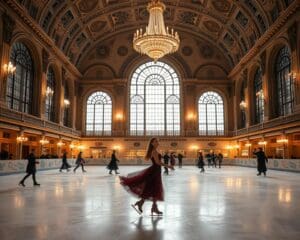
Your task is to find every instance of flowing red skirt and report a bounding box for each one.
[119,164,164,201]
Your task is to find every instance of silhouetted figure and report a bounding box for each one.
[170,152,176,167]
[120,138,174,216]
[206,153,212,167]
[59,150,71,172]
[163,152,170,175]
[253,148,268,176]
[19,149,40,187]
[177,153,183,168]
[197,151,205,173]
[73,152,86,173]
[211,152,217,168]
[107,150,120,174]
[217,153,223,168]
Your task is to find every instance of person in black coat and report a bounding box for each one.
[197,151,205,173]
[177,153,183,168]
[107,150,119,174]
[163,152,170,175]
[19,149,40,187]
[59,150,71,172]
[217,153,223,168]
[253,148,268,176]
[73,152,86,173]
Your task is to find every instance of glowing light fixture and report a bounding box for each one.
[40,139,49,145]
[133,0,180,61]
[3,61,16,75]
[239,101,246,110]
[46,86,54,97]
[64,99,70,106]
[258,141,267,145]
[17,136,28,142]
[277,139,288,144]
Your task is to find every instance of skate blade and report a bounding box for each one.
[131,204,142,215]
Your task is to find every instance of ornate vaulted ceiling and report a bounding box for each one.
[14,0,293,75]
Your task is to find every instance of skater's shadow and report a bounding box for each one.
[131,216,163,239]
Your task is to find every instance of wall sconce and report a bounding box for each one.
[17,136,28,142]
[245,143,252,147]
[256,89,264,98]
[77,145,86,150]
[46,86,54,97]
[115,113,123,121]
[288,72,297,81]
[187,112,196,121]
[258,141,267,145]
[113,145,121,151]
[64,99,70,107]
[3,61,16,75]
[276,139,288,144]
[57,141,65,147]
[39,138,49,145]
[239,101,246,111]
[70,144,75,149]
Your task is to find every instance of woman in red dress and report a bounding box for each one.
[119,137,174,215]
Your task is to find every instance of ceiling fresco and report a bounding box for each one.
[14,0,294,73]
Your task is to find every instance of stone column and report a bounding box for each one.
[0,13,15,107]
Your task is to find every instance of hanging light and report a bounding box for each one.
[133,0,180,62]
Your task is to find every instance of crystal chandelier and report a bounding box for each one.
[133,0,180,62]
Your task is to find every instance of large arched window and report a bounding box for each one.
[130,62,180,136]
[63,83,70,127]
[275,46,294,116]
[86,91,112,136]
[198,91,224,136]
[254,67,264,124]
[6,42,33,114]
[45,67,56,122]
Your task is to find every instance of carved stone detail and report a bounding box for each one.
[2,13,15,44]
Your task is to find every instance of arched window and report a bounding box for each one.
[6,42,33,114]
[63,83,70,127]
[240,80,246,129]
[86,92,112,136]
[198,91,224,136]
[254,67,264,124]
[130,62,180,136]
[45,67,56,121]
[275,46,294,116]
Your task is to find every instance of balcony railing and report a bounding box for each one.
[0,106,81,136]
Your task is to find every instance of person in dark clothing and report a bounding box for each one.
[73,152,86,173]
[163,152,170,175]
[59,150,71,172]
[19,149,40,187]
[206,153,212,167]
[197,151,205,173]
[177,153,183,168]
[217,153,223,168]
[107,150,120,174]
[253,148,268,176]
[211,152,217,168]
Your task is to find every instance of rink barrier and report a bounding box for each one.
[0,158,299,174]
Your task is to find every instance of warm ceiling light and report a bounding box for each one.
[245,143,252,147]
[258,141,267,145]
[133,0,180,61]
